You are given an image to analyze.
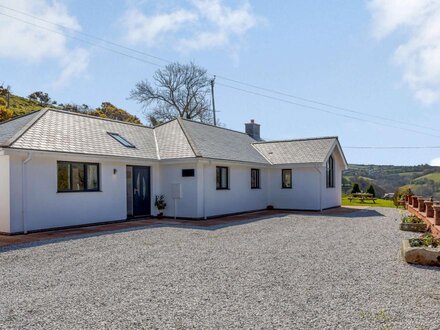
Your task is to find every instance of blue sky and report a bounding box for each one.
[2,0,440,166]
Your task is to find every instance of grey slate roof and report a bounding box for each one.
[154,119,196,159]
[0,111,42,146]
[1,109,343,165]
[253,137,337,165]
[11,110,158,160]
[180,119,269,164]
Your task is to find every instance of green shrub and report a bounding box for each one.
[393,187,412,207]
[409,233,440,248]
[401,214,424,224]
[351,183,361,194]
[366,184,375,197]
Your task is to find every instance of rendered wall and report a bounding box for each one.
[321,150,343,209]
[0,155,10,233]
[159,163,199,218]
[268,167,321,210]
[203,163,269,217]
[8,152,157,233]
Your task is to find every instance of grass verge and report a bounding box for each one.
[342,197,395,208]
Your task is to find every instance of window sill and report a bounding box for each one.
[57,190,102,193]
[281,187,292,189]
[251,187,261,189]
[216,188,230,190]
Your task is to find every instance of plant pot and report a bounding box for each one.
[433,205,440,225]
[157,212,164,219]
[399,223,427,233]
[266,205,274,210]
[417,198,427,212]
[401,239,440,266]
[412,196,421,208]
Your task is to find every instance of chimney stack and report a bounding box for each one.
[245,119,261,141]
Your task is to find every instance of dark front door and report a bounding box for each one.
[133,166,151,216]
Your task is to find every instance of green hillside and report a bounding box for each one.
[2,94,45,115]
[343,164,440,199]
[0,87,142,124]
[414,172,440,183]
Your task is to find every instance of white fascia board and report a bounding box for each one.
[3,147,159,165]
[197,157,271,168]
[271,162,323,168]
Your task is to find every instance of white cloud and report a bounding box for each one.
[368,0,440,105]
[122,8,197,46]
[0,0,89,86]
[121,0,262,56]
[430,157,440,166]
[53,48,89,88]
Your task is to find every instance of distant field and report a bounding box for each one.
[414,172,440,183]
[341,197,395,208]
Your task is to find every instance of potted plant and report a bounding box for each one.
[154,195,167,218]
[401,233,440,266]
[399,213,427,233]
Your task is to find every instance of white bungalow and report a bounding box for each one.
[0,109,347,234]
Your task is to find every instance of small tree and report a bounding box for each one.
[62,103,91,113]
[366,184,375,197]
[28,91,52,106]
[351,183,361,194]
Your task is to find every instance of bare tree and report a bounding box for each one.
[130,62,214,126]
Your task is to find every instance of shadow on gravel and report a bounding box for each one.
[408,264,440,272]
[0,208,384,253]
[334,209,386,218]
[0,214,286,253]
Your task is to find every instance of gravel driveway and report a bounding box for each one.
[0,208,439,329]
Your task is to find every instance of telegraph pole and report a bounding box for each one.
[6,87,10,108]
[210,75,217,126]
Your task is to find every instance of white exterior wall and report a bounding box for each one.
[321,151,343,209]
[0,155,10,233]
[203,163,269,217]
[6,151,158,233]
[268,167,321,210]
[0,145,346,233]
[158,163,199,218]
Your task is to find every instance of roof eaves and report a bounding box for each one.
[335,138,349,169]
[177,117,202,157]
[4,146,160,162]
[252,136,338,145]
[5,108,49,147]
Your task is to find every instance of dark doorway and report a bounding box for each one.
[131,166,151,216]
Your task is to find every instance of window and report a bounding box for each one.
[57,162,100,192]
[326,156,335,188]
[251,168,260,189]
[108,132,136,148]
[216,166,229,190]
[282,169,292,188]
[182,169,195,177]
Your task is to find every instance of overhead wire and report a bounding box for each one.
[1,5,440,142]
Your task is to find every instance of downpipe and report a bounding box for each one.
[313,166,323,212]
[22,152,32,234]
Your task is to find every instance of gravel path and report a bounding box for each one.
[0,208,439,329]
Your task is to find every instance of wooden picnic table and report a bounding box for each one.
[348,193,377,203]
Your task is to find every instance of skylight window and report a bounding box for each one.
[108,132,136,148]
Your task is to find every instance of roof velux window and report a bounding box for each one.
[108,132,136,148]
